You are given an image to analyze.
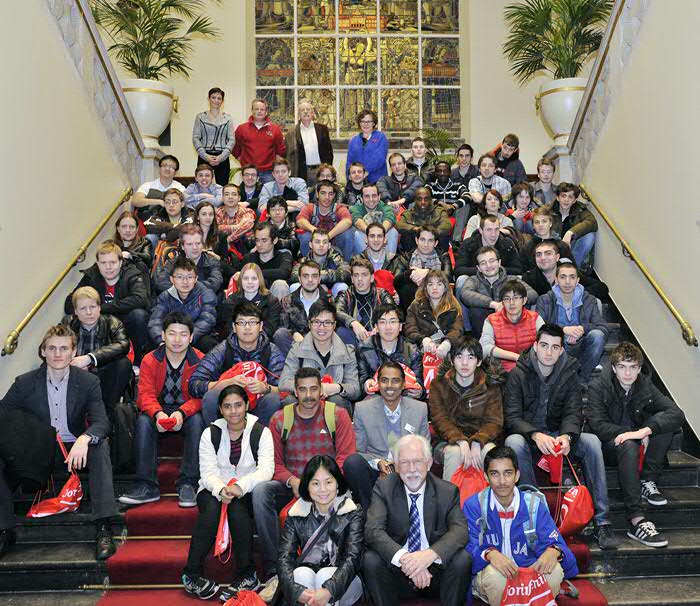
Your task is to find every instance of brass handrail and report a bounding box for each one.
[580,184,698,347]
[1,187,133,356]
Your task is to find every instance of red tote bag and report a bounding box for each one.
[214,478,238,563]
[450,464,488,506]
[500,567,557,606]
[556,456,594,537]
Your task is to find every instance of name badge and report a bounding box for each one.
[405,423,415,434]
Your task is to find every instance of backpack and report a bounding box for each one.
[110,400,139,474]
[209,422,264,464]
[477,485,546,553]
[280,402,336,444]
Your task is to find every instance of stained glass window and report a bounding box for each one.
[255,0,461,138]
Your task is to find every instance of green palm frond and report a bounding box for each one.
[90,0,221,80]
[503,0,612,85]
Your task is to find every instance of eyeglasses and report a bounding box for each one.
[377,319,400,326]
[502,295,523,303]
[172,274,196,282]
[311,320,335,328]
[235,320,261,327]
[359,120,374,125]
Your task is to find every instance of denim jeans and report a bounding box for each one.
[353,226,399,256]
[134,412,205,490]
[201,387,281,427]
[251,480,294,578]
[115,308,149,365]
[258,170,274,185]
[298,229,354,260]
[566,329,606,382]
[571,232,596,266]
[454,275,474,333]
[505,431,610,526]
[512,216,535,235]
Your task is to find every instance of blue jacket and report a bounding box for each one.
[346,130,389,184]
[463,487,578,578]
[148,282,217,343]
[188,332,285,398]
[536,285,608,336]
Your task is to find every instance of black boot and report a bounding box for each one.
[95,519,116,560]
[0,528,16,560]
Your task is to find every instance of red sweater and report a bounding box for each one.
[137,345,203,418]
[232,116,286,172]
[269,402,356,484]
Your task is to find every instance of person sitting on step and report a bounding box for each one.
[290,228,350,298]
[377,152,424,213]
[182,385,274,601]
[546,182,598,268]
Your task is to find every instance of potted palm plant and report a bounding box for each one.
[503,0,612,145]
[90,0,220,148]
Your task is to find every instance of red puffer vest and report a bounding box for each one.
[489,308,539,372]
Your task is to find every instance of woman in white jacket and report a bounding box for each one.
[182,385,274,601]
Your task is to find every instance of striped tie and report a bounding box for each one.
[407,493,421,552]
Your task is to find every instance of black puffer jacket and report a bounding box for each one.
[62,314,130,366]
[278,496,364,605]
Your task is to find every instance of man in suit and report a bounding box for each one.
[363,434,471,606]
[343,361,429,510]
[0,325,118,560]
[285,99,333,188]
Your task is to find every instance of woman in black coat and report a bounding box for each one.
[278,455,364,606]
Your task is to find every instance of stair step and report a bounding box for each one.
[0,591,103,605]
[123,497,197,537]
[594,575,700,605]
[605,451,699,489]
[607,486,700,530]
[16,512,125,544]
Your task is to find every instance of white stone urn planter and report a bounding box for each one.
[535,77,587,146]
[121,78,176,149]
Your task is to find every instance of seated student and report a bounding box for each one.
[469,153,512,204]
[215,183,256,254]
[357,304,423,399]
[395,226,452,311]
[278,300,361,414]
[220,262,281,340]
[404,269,463,359]
[148,257,218,353]
[265,196,301,258]
[506,181,537,234]
[296,180,354,260]
[238,164,264,212]
[310,164,344,206]
[237,222,293,301]
[181,385,274,600]
[290,229,350,297]
[491,133,527,186]
[184,163,223,208]
[547,182,598,267]
[460,246,538,338]
[519,208,574,271]
[336,256,394,345]
[396,187,452,253]
[156,225,224,296]
[480,279,544,372]
[451,143,479,187]
[430,336,503,480]
[349,183,399,256]
[360,222,407,281]
[523,240,609,301]
[406,136,435,183]
[144,188,194,247]
[252,367,356,599]
[113,210,153,274]
[258,158,309,216]
[504,323,618,550]
[131,154,186,219]
[193,202,237,287]
[343,161,368,207]
[464,446,579,606]
[377,152,423,212]
[65,240,150,365]
[344,361,429,510]
[0,325,118,561]
[188,302,284,427]
[427,160,473,244]
[62,287,132,416]
[587,343,685,548]
[120,312,205,508]
[465,189,514,238]
[278,455,364,606]
[536,263,608,383]
[362,434,471,606]
[276,260,333,356]
[533,157,557,207]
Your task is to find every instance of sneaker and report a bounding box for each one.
[178,484,197,508]
[258,575,279,603]
[595,523,620,550]
[119,484,160,505]
[641,480,668,506]
[219,571,262,601]
[182,573,219,600]
[627,518,668,548]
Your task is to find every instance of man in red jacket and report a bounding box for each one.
[233,98,286,184]
[119,312,205,508]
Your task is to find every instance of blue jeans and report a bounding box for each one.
[454,275,473,332]
[258,170,274,185]
[352,226,399,255]
[134,412,204,490]
[571,232,596,266]
[201,387,281,427]
[505,431,610,526]
[252,480,294,578]
[566,328,606,382]
[298,229,354,260]
[512,217,534,235]
[337,325,356,346]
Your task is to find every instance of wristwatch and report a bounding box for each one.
[549,544,563,561]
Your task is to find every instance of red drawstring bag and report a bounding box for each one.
[279,497,298,528]
[537,443,563,483]
[223,590,267,606]
[450,465,488,506]
[365,362,420,394]
[27,436,83,518]
[499,567,557,606]
[556,456,594,537]
[218,361,269,408]
[214,478,238,562]
[225,276,239,298]
[374,269,397,296]
[422,352,441,393]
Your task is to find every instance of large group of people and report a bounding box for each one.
[0,88,687,606]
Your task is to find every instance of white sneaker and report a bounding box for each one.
[259,575,278,603]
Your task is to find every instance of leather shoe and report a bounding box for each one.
[95,525,116,560]
[0,529,17,560]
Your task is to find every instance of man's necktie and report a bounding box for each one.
[408,493,421,552]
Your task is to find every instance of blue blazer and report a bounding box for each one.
[463,487,578,578]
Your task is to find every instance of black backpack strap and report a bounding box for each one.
[249,422,264,465]
[210,423,222,454]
